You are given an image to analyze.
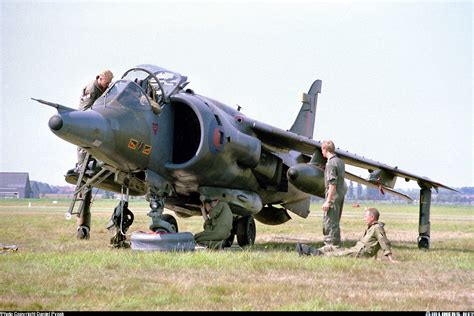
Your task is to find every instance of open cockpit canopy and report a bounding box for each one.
[121,64,188,106]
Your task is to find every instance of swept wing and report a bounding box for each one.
[245,118,456,193]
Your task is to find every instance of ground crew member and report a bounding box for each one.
[79,69,114,111]
[320,139,346,251]
[75,69,114,239]
[296,207,398,263]
[194,198,233,249]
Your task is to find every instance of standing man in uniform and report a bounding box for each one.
[296,207,398,263]
[320,140,346,251]
[194,197,233,249]
[75,69,114,239]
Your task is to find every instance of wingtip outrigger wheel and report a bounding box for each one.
[418,185,432,250]
[417,235,430,249]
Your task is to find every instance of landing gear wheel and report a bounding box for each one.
[417,236,430,249]
[161,214,178,233]
[107,201,134,248]
[77,226,90,240]
[151,214,179,233]
[108,201,134,233]
[236,215,256,247]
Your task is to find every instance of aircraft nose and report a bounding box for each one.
[48,115,63,131]
[48,109,113,151]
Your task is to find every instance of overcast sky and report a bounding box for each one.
[1,0,472,190]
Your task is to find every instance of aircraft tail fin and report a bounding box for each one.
[289,80,322,139]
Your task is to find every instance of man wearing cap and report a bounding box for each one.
[75,69,114,240]
[194,198,233,249]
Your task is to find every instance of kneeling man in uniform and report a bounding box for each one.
[194,198,233,250]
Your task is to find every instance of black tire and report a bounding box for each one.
[417,236,430,249]
[131,231,195,251]
[161,214,179,232]
[236,216,256,247]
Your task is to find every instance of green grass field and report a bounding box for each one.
[0,199,472,311]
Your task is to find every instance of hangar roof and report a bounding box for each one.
[0,172,30,189]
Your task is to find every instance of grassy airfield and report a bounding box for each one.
[0,199,472,311]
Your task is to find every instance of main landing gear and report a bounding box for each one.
[105,188,179,248]
[224,215,257,247]
[127,193,189,251]
[147,193,178,233]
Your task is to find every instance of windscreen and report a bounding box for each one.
[95,80,151,110]
[116,82,151,110]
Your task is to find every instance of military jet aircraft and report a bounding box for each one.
[33,64,456,249]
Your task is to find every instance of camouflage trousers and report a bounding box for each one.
[322,245,372,259]
[322,203,342,247]
[194,230,230,250]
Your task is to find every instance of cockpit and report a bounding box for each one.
[94,64,188,114]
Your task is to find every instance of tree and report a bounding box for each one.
[347,181,354,199]
[356,183,363,200]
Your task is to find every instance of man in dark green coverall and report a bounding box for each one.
[194,198,233,249]
[296,207,398,263]
[320,139,346,251]
[75,69,114,240]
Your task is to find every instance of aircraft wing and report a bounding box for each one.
[250,120,321,154]
[248,119,457,192]
[345,171,414,201]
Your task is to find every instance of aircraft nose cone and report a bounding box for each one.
[287,168,298,180]
[49,115,63,131]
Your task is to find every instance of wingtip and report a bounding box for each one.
[418,178,459,193]
[435,184,460,193]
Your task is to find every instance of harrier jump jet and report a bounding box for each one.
[33,64,456,249]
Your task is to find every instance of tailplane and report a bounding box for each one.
[289,80,322,139]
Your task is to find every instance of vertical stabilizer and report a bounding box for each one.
[289,80,322,139]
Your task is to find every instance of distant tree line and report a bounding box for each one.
[31,181,115,199]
